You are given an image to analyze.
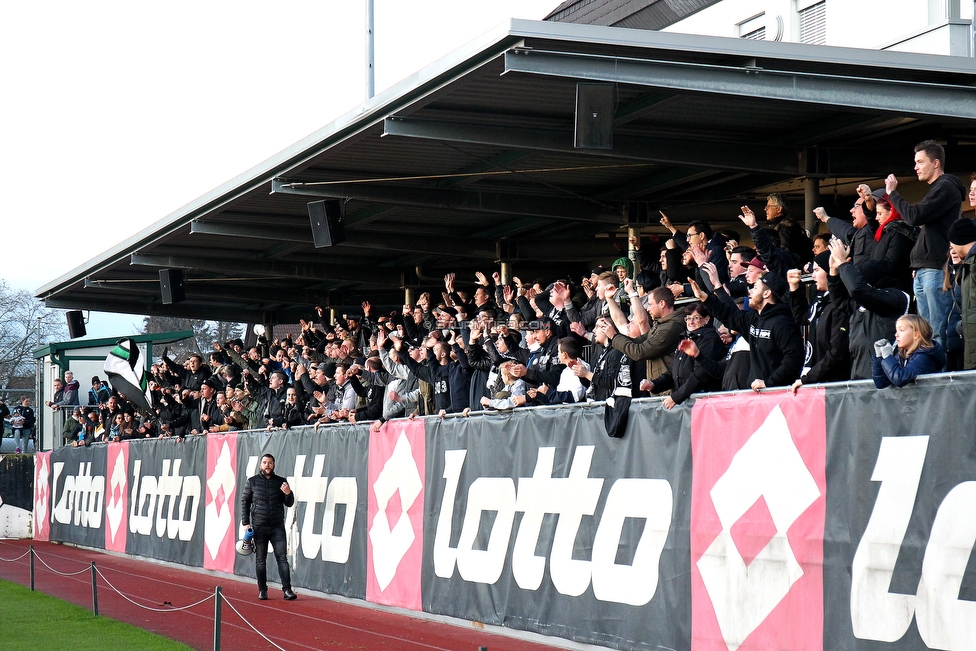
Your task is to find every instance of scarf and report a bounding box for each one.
[875,195,902,242]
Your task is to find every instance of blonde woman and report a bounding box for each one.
[872,315,945,388]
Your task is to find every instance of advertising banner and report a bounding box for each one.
[203,433,238,573]
[366,419,425,610]
[46,444,107,549]
[823,376,976,651]
[234,425,370,599]
[124,436,207,565]
[105,441,129,552]
[32,451,51,542]
[423,403,691,651]
[691,389,827,651]
[35,374,976,651]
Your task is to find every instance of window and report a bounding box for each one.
[738,13,766,40]
[742,25,766,40]
[798,1,826,45]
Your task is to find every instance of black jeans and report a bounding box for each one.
[252,524,291,591]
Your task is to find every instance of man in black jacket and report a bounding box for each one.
[885,139,967,345]
[693,264,804,391]
[241,454,296,601]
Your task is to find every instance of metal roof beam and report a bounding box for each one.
[191,221,310,243]
[593,169,719,200]
[383,116,800,175]
[613,91,682,125]
[129,254,403,287]
[83,276,333,306]
[498,238,621,261]
[43,297,270,323]
[272,178,622,224]
[503,49,976,121]
[191,220,499,259]
[801,145,976,177]
[773,115,914,147]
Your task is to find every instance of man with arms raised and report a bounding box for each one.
[885,140,967,345]
[693,262,804,391]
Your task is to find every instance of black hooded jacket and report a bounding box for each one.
[704,291,804,387]
[241,472,295,528]
[790,288,850,384]
[889,173,967,269]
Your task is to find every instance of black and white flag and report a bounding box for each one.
[103,338,153,413]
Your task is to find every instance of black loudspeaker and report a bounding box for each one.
[66,310,86,339]
[159,268,186,304]
[308,200,346,248]
[575,82,615,150]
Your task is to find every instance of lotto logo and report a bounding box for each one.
[691,391,826,651]
[105,442,129,552]
[203,434,237,572]
[366,420,425,610]
[33,452,52,542]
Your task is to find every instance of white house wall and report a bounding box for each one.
[662,0,973,55]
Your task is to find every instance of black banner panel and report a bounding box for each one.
[45,444,108,549]
[823,376,976,651]
[0,454,34,511]
[423,403,692,651]
[234,426,370,599]
[124,437,208,565]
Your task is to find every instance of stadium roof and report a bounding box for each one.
[36,18,976,323]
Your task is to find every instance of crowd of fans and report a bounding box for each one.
[49,140,976,445]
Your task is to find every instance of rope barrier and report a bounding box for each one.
[0,548,32,563]
[3,546,288,650]
[222,596,289,651]
[93,565,216,613]
[32,552,93,577]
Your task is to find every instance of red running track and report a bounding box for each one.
[0,539,578,651]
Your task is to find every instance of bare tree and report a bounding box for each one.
[141,316,243,361]
[0,278,68,388]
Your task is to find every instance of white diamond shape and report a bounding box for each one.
[204,442,236,562]
[697,405,821,651]
[106,450,127,541]
[368,430,422,591]
[34,456,50,533]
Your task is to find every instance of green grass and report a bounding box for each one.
[0,579,194,650]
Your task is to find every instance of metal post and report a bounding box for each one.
[213,586,223,651]
[804,178,820,237]
[628,226,641,274]
[404,287,415,306]
[500,262,511,286]
[365,0,375,100]
[29,545,35,591]
[91,562,98,616]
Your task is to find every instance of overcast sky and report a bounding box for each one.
[0,1,559,337]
